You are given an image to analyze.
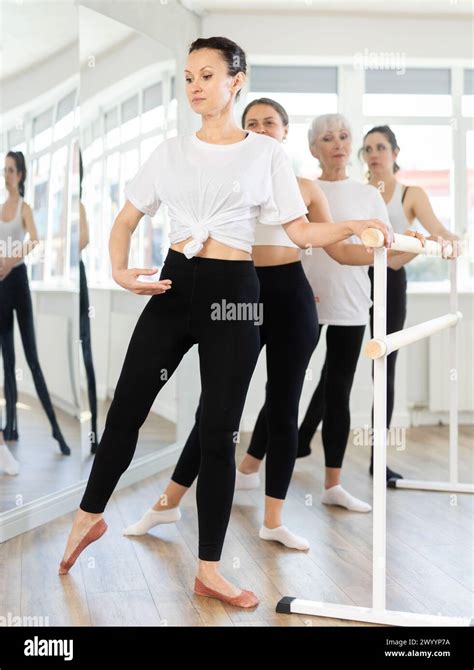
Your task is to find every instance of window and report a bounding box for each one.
[364,68,452,116]
[81,71,175,284]
[462,69,474,117]
[248,65,338,175]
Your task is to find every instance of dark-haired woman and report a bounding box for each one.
[361,125,459,481]
[0,151,71,455]
[59,37,391,607]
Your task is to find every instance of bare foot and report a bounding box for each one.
[196,562,243,598]
[61,509,104,564]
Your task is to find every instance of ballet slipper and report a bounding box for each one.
[58,518,108,575]
[194,577,259,608]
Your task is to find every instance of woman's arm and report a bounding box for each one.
[79,202,89,252]
[288,178,393,258]
[110,200,172,296]
[407,186,459,241]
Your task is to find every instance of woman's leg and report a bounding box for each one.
[1,326,19,440]
[193,260,261,596]
[62,263,196,565]
[12,265,70,454]
[297,341,326,458]
[79,259,98,453]
[318,325,371,512]
[368,266,406,480]
[122,397,203,536]
[0,271,18,440]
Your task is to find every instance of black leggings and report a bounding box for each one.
[0,263,68,444]
[172,260,319,499]
[80,259,98,447]
[368,266,407,432]
[80,248,261,562]
[297,324,366,468]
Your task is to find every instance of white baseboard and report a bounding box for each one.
[0,442,183,543]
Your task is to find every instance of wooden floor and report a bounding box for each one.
[0,394,81,513]
[0,425,472,626]
[0,395,176,513]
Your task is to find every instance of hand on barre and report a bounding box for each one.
[348,219,394,252]
[425,234,460,260]
[361,227,462,260]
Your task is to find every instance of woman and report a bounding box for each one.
[79,149,99,454]
[238,114,417,510]
[0,151,71,455]
[361,125,459,481]
[59,37,391,608]
[124,106,396,547]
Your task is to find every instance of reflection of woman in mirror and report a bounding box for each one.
[0,150,71,455]
[360,126,459,480]
[59,37,392,607]
[0,430,19,475]
[79,149,98,454]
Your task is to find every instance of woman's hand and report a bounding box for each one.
[348,219,394,252]
[423,232,459,259]
[113,267,172,295]
[405,229,426,246]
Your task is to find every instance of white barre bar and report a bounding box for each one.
[390,479,474,493]
[277,598,472,627]
[361,228,463,257]
[365,311,463,360]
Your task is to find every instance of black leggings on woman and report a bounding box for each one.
[172,260,319,500]
[0,263,70,453]
[80,248,261,562]
[296,324,366,467]
[80,259,98,451]
[368,266,407,436]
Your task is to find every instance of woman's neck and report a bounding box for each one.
[368,170,396,188]
[198,111,244,143]
[319,166,348,182]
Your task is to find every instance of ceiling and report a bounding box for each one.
[180,0,473,16]
[0,1,135,81]
[1,0,471,81]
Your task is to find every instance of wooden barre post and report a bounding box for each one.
[365,311,463,359]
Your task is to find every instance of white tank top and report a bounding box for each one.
[0,196,25,266]
[253,219,299,248]
[386,182,410,234]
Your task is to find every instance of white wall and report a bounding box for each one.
[202,12,472,63]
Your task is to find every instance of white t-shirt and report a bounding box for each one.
[124,131,308,259]
[301,178,391,326]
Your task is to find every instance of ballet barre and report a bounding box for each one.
[277,229,472,627]
[365,311,463,360]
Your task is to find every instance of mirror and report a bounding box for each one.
[78,7,178,483]
[0,2,81,515]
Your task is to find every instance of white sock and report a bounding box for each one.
[0,444,19,476]
[122,506,182,535]
[235,470,260,490]
[259,524,310,550]
[321,485,372,513]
